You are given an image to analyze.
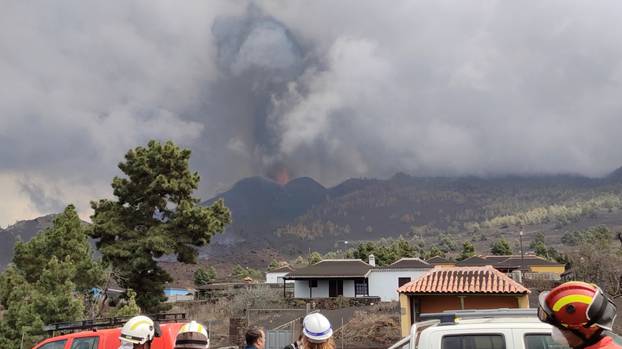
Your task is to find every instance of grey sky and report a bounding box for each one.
[2,1,622,226]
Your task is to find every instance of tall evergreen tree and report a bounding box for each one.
[0,205,99,349]
[90,140,231,312]
[194,266,216,287]
[308,251,323,265]
[13,205,103,291]
[490,238,513,255]
[458,241,476,261]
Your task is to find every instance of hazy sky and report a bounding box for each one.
[2,1,622,227]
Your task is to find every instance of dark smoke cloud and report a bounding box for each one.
[2,1,622,225]
[19,180,65,214]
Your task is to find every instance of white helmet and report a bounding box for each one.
[303,313,333,343]
[175,321,209,349]
[119,315,155,345]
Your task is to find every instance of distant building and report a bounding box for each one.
[487,255,565,276]
[427,254,565,280]
[426,256,455,268]
[454,256,492,267]
[397,265,530,336]
[265,265,295,284]
[164,287,196,302]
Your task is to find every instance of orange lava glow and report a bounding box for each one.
[275,168,290,185]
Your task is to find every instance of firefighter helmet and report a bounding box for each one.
[538,281,617,336]
[119,315,155,345]
[174,321,209,349]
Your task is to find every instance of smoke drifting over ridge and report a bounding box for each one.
[2,1,622,225]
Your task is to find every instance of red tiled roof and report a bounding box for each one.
[398,266,530,294]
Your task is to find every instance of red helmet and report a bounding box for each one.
[538,281,617,337]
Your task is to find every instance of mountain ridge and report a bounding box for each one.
[3,169,622,270]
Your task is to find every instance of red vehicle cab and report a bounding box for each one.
[32,322,184,349]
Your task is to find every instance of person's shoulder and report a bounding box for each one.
[590,333,622,349]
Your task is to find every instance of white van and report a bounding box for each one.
[389,309,568,349]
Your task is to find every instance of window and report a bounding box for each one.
[524,334,569,349]
[398,277,411,287]
[70,337,99,349]
[355,281,368,296]
[442,334,505,349]
[39,340,67,349]
[309,280,318,288]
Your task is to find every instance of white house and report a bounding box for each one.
[265,265,295,284]
[283,255,433,301]
[284,259,372,298]
[366,258,432,301]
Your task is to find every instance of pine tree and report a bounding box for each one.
[12,205,104,291]
[268,259,281,271]
[90,140,231,312]
[194,266,216,287]
[0,205,99,349]
[308,252,322,264]
[458,241,476,261]
[490,238,513,255]
[111,289,141,317]
[426,246,445,259]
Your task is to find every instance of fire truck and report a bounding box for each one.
[32,313,186,349]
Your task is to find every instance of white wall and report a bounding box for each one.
[293,279,356,298]
[294,280,329,298]
[343,280,355,297]
[266,272,294,284]
[367,270,429,301]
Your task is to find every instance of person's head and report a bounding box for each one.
[245,326,265,349]
[175,321,209,349]
[302,313,335,349]
[538,281,617,347]
[119,315,155,349]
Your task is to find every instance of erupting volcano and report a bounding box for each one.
[267,164,291,186]
[274,167,290,185]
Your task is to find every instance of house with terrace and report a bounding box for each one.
[284,256,434,301]
[284,259,373,298]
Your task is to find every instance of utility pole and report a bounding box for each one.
[519,230,525,272]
